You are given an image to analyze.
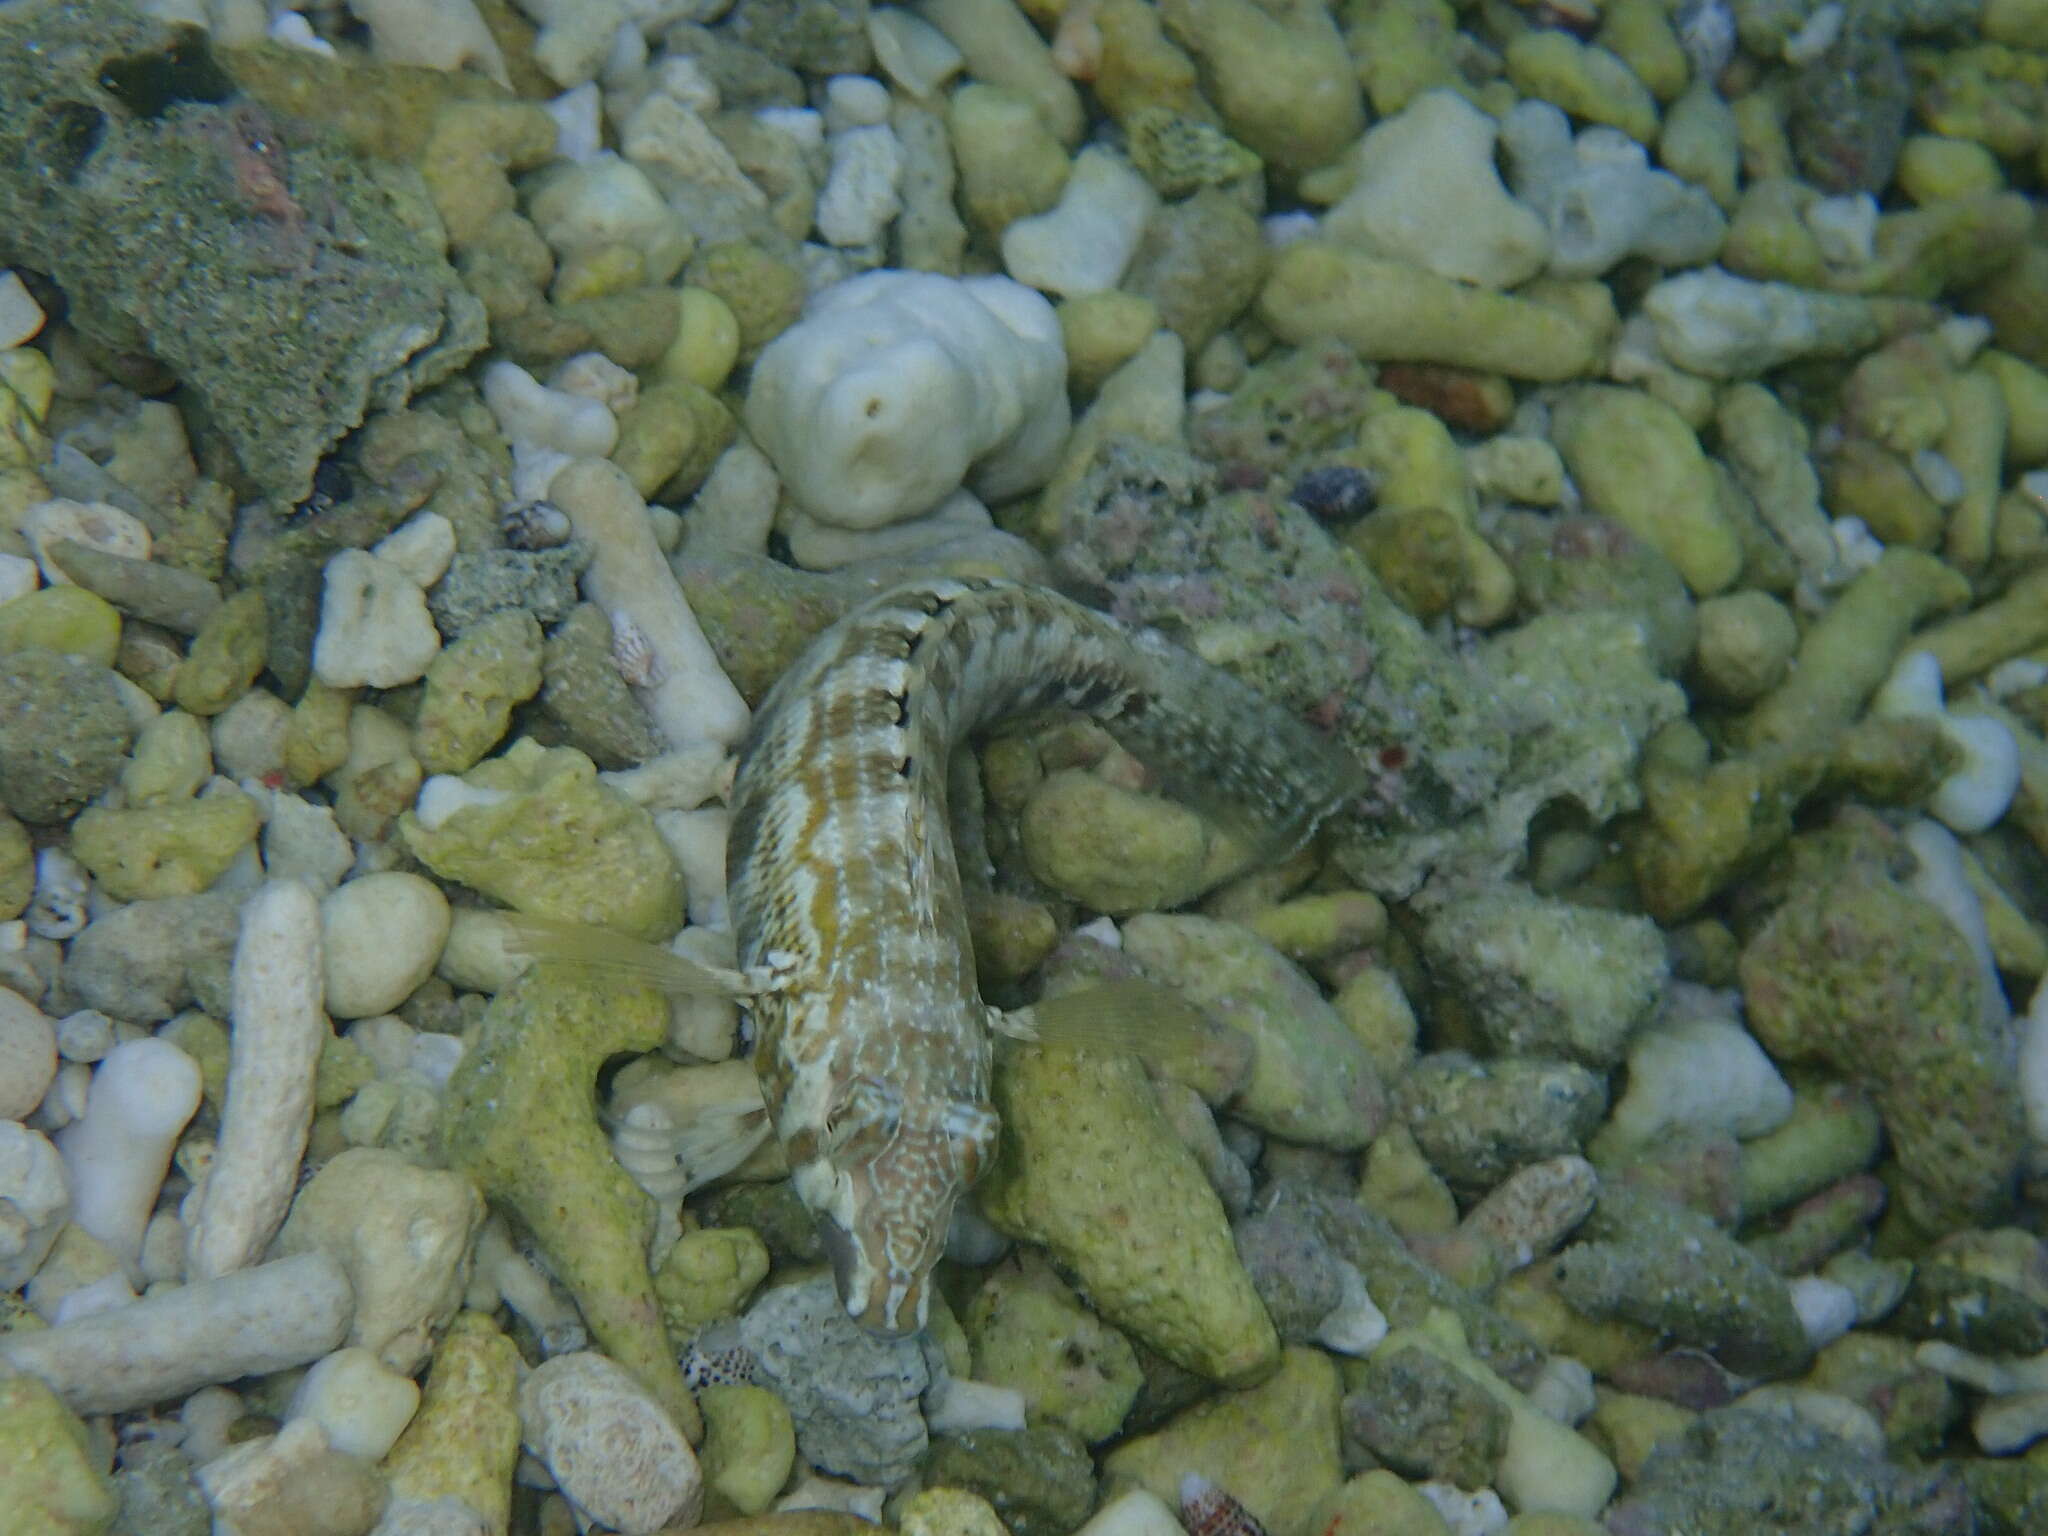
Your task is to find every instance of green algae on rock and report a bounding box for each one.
[1739,857,2025,1238]
[69,791,262,902]
[0,1370,119,1535]
[697,1384,796,1519]
[1102,1346,1344,1536]
[964,1256,1143,1444]
[400,737,684,940]
[1418,884,1666,1068]
[1121,913,1388,1148]
[379,1311,523,1533]
[920,1424,1096,1536]
[439,967,700,1440]
[1552,1183,1812,1379]
[0,650,137,825]
[654,1226,772,1340]
[975,1039,1279,1386]
[0,3,485,506]
[411,608,543,775]
[0,585,124,667]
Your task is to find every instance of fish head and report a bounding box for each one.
[797,1077,999,1335]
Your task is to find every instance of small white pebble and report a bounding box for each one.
[51,1269,138,1325]
[924,1376,1027,1433]
[410,1032,465,1089]
[287,1346,422,1461]
[0,550,37,604]
[1910,447,1966,506]
[1782,1,1843,63]
[650,56,721,114]
[545,82,604,163]
[754,106,824,149]
[413,775,511,832]
[1802,193,1878,268]
[1417,1483,1510,1536]
[824,73,892,130]
[267,9,337,56]
[1937,314,1994,366]
[2019,468,2048,513]
[1789,1274,1859,1349]
[1262,211,1320,247]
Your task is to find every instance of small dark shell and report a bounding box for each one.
[1288,466,1376,525]
[502,500,573,550]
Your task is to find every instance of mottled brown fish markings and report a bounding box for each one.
[726,575,1357,1334]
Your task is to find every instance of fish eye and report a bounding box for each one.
[825,1077,901,1153]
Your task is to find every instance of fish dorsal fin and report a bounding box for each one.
[499,914,763,997]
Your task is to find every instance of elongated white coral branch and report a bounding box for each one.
[185,881,327,1281]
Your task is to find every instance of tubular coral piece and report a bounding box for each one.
[1736,548,1969,750]
[185,881,327,1282]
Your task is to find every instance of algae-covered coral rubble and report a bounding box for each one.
[0,1,484,506]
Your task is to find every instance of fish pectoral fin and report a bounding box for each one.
[499,913,760,997]
[998,979,1245,1063]
[671,1101,775,1195]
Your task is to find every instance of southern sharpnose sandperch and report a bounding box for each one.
[519,574,1361,1335]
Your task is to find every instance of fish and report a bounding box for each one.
[508,575,1360,1335]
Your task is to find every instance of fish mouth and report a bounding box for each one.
[817,1213,922,1337]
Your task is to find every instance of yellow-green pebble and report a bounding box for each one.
[0,808,29,919]
[1691,590,1798,704]
[653,1225,771,1338]
[412,609,543,777]
[1059,291,1162,396]
[1018,768,1215,915]
[172,588,267,717]
[0,585,121,665]
[949,82,1072,239]
[381,1311,523,1532]
[1312,1470,1452,1536]
[120,710,212,807]
[0,1371,118,1536]
[1550,384,1740,595]
[659,286,742,392]
[284,679,354,789]
[549,241,645,305]
[69,790,261,901]
[161,1013,229,1109]
[1357,1123,1458,1236]
[686,241,805,360]
[1595,0,1688,104]
[612,378,736,500]
[1896,135,2004,204]
[697,1385,796,1517]
[1334,965,1419,1080]
[0,348,52,469]
[1243,891,1387,962]
[897,1488,1013,1536]
[1505,32,1659,144]
[1982,350,2048,465]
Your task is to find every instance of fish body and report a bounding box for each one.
[725,575,1356,1335]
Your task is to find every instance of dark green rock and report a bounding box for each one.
[1342,1341,1510,1489]
[0,650,137,823]
[1605,1407,1973,1535]
[920,1425,1095,1536]
[0,2,484,503]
